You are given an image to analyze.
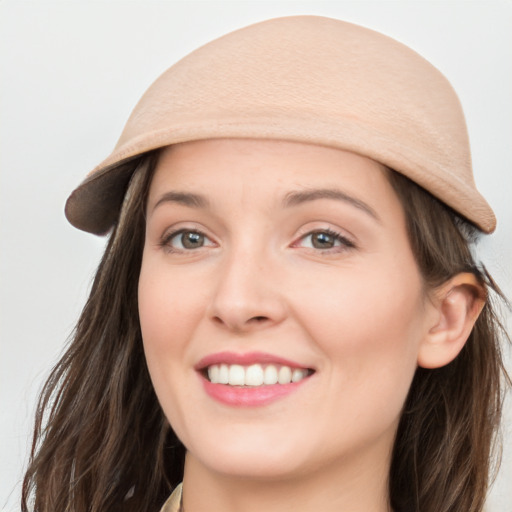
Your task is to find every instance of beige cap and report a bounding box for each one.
[65,15,496,235]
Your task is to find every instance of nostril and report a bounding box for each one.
[210,310,278,331]
[251,316,268,322]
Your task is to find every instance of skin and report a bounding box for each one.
[138,138,482,512]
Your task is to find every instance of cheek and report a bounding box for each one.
[138,260,197,391]
[292,258,425,409]
[138,260,204,351]
[299,264,423,344]
[138,260,205,427]
[138,272,173,356]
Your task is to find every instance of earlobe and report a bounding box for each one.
[417,273,486,369]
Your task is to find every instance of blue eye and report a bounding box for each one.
[299,230,355,250]
[163,230,214,250]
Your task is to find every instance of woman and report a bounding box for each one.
[22,15,509,512]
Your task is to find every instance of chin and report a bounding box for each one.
[184,429,315,480]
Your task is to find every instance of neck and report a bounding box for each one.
[181,442,393,512]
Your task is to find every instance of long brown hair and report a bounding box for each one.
[22,153,509,512]
[388,170,510,512]
[22,153,183,512]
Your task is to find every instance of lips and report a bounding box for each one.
[196,351,315,406]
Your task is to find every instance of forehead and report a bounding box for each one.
[148,138,395,208]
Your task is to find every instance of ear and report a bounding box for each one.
[418,273,486,369]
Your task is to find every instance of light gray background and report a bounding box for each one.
[1,1,511,510]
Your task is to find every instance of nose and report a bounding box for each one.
[207,247,287,333]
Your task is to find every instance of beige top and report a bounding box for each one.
[159,483,183,512]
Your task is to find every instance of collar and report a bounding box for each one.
[159,483,183,512]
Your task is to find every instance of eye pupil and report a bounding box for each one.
[182,232,204,249]
[312,232,334,248]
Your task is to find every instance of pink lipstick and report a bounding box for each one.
[196,351,314,407]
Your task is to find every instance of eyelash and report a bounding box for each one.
[159,227,356,254]
[159,229,215,253]
[294,228,356,253]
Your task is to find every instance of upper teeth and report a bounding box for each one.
[207,364,309,386]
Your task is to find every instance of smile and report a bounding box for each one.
[196,352,315,406]
[207,363,312,387]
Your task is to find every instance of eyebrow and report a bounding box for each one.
[283,188,380,222]
[152,191,210,212]
[151,187,380,222]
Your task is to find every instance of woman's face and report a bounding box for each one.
[139,138,435,481]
